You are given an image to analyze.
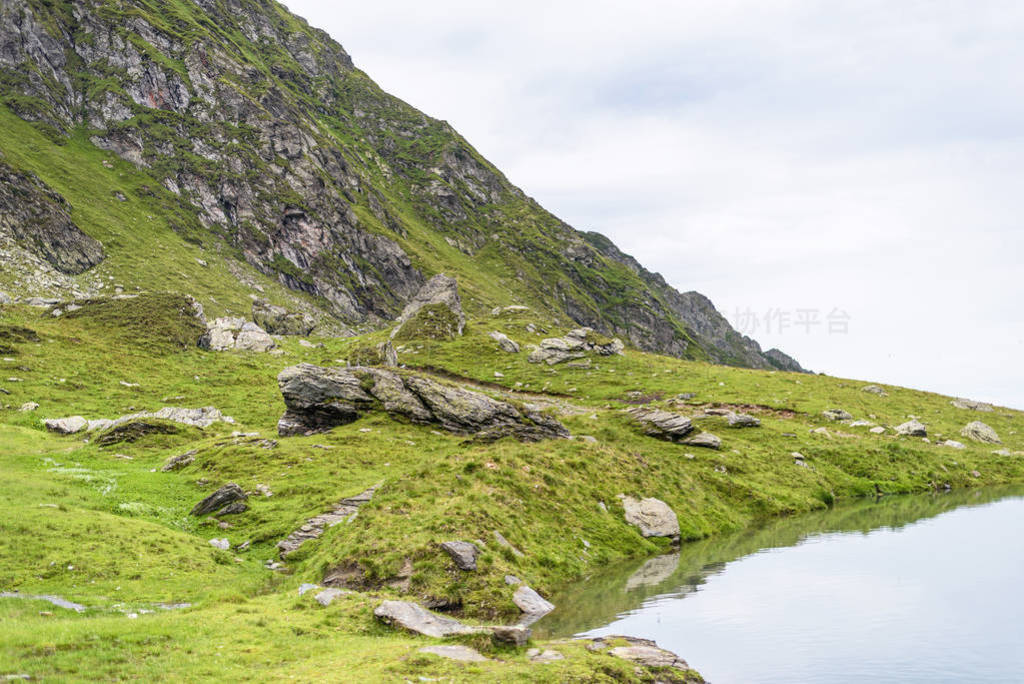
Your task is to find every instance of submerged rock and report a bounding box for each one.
[619,495,680,538]
[276,364,569,441]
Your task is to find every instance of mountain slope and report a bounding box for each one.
[0,0,800,369]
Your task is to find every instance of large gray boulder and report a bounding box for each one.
[896,419,927,437]
[680,432,721,449]
[489,330,520,353]
[252,299,315,336]
[276,364,569,441]
[512,585,555,620]
[43,416,88,435]
[627,407,693,441]
[620,495,680,538]
[951,398,994,412]
[391,274,464,340]
[961,421,1001,444]
[527,327,624,365]
[199,318,275,352]
[374,600,483,638]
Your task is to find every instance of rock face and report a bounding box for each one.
[619,495,680,538]
[627,408,693,441]
[252,299,315,336]
[391,275,464,341]
[439,541,479,571]
[0,160,104,274]
[199,318,275,352]
[276,364,569,441]
[961,421,1001,444]
[527,328,624,365]
[191,483,246,516]
[763,348,806,373]
[489,330,520,353]
[896,419,927,437]
[373,600,483,638]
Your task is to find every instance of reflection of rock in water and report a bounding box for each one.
[625,553,680,591]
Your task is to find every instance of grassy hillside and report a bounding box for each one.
[1,295,1021,680]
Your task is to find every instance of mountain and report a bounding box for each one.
[0,0,800,370]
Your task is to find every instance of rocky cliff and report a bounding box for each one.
[0,0,801,370]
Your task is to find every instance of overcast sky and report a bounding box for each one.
[287,0,1024,409]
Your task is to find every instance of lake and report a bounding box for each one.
[537,486,1024,683]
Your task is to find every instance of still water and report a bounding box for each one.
[537,487,1024,683]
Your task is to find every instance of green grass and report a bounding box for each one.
[1,295,1021,679]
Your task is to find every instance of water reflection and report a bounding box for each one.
[537,485,1024,639]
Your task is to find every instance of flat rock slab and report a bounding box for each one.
[527,648,564,663]
[418,645,488,663]
[627,407,693,441]
[619,495,680,538]
[679,432,721,449]
[44,406,234,436]
[608,644,690,670]
[374,600,484,638]
[277,364,568,441]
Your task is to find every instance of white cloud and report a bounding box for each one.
[287,0,1024,408]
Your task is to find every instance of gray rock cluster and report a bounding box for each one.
[626,407,721,449]
[252,299,315,336]
[276,363,569,441]
[489,330,520,353]
[527,327,624,365]
[199,317,275,352]
[43,406,234,435]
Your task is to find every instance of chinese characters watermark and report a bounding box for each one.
[731,307,851,335]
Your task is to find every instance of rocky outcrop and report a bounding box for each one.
[763,348,806,373]
[43,406,233,435]
[527,328,624,365]
[0,160,104,274]
[619,495,680,538]
[727,413,761,428]
[278,484,379,557]
[600,636,693,673]
[961,421,1001,444]
[276,364,569,441]
[190,483,246,516]
[199,318,275,352]
[391,275,464,341]
[252,299,315,336]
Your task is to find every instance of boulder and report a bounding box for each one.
[43,416,87,435]
[606,636,691,671]
[373,600,483,638]
[869,426,886,434]
[208,538,230,550]
[491,624,531,646]
[489,330,520,353]
[161,449,197,472]
[512,585,555,619]
[527,327,624,365]
[727,413,760,428]
[0,291,10,306]
[19,402,39,412]
[418,645,488,663]
[620,495,680,538]
[961,421,1001,444]
[680,432,721,449]
[527,649,564,663]
[276,364,569,441]
[199,318,275,352]
[941,440,966,449]
[862,385,889,396]
[191,483,246,516]
[252,299,315,336]
[440,541,479,571]
[314,588,347,607]
[895,419,927,437]
[823,409,853,421]
[391,274,464,340]
[627,408,693,441]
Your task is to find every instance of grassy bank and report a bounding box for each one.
[1,295,1022,681]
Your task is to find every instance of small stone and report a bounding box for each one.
[489,330,521,353]
[418,645,488,662]
[19,402,39,412]
[209,538,229,550]
[527,649,564,663]
[315,588,346,606]
[823,409,853,421]
[298,583,319,596]
[440,541,479,571]
[504,574,521,586]
[727,413,761,428]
